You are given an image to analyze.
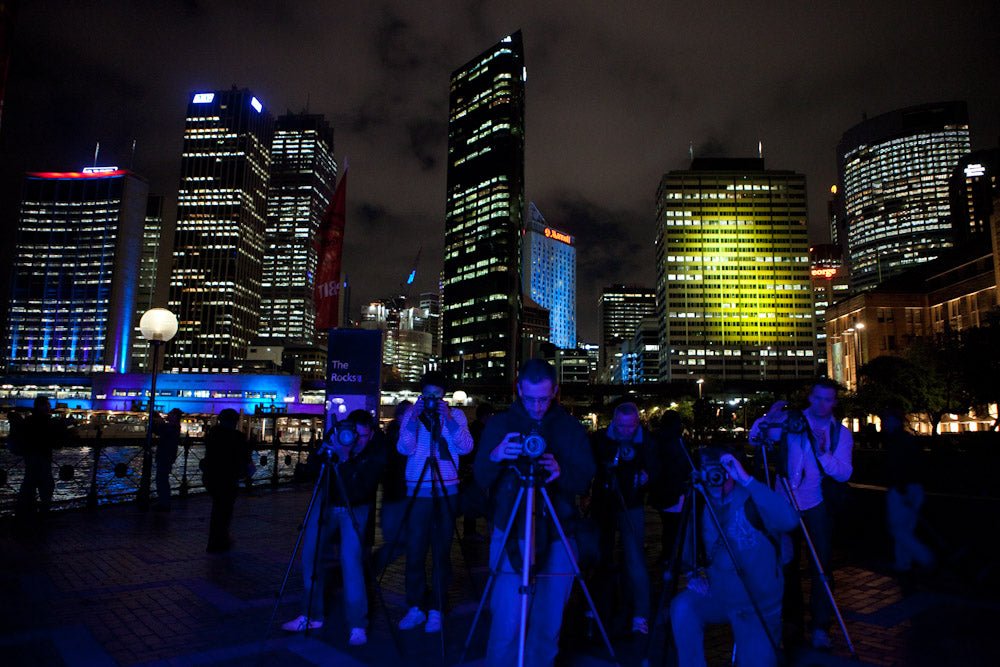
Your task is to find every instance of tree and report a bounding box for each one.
[961,307,1000,430]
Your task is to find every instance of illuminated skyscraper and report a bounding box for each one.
[949,148,999,244]
[167,88,273,372]
[838,102,971,291]
[259,112,337,344]
[598,285,656,380]
[5,168,148,373]
[131,194,166,372]
[522,202,576,349]
[443,31,525,386]
[810,244,850,374]
[655,158,813,382]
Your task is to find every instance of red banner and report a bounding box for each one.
[315,169,347,330]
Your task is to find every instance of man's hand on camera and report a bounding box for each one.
[489,432,523,462]
[637,470,649,486]
[720,453,752,486]
[437,398,453,423]
[538,453,561,483]
[814,427,829,455]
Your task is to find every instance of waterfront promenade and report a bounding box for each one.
[1,482,997,666]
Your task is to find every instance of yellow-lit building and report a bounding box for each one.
[655,158,814,382]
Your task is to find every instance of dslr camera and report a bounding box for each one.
[422,395,440,414]
[516,431,547,459]
[333,421,358,448]
[750,408,809,445]
[695,461,727,487]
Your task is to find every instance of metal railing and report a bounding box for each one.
[0,437,314,515]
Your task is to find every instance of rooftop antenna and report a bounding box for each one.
[758,140,763,159]
[129,139,137,170]
[93,141,100,167]
[688,142,694,161]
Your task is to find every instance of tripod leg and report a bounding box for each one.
[538,487,618,663]
[777,476,857,659]
[645,487,695,665]
[460,487,525,665]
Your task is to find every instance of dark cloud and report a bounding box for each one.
[1,0,998,341]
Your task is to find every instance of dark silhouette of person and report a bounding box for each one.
[152,408,183,511]
[200,408,252,552]
[11,396,68,520]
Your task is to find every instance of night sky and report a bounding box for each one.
[1,1,998,343]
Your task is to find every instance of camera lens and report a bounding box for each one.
[521,433,547,458]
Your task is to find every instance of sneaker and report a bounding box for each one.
[281,615,323,632]
[632,616,649,635]
[348,627,367,646]
[811,628,832,650]
[424,609,442,633]
[398,607,426,630]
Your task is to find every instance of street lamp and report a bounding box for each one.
[136,308,178,509]
[696,378,705,399]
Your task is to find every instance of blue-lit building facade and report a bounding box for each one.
[522,202,576,349]
[167,88,274,372]
[131,194,166,372]
[838,102,971,291]
[4,168,148,374]
[442,31,526,386]
[259,112,337,345]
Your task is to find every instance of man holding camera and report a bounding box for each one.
[669,448,798,667]
[395,370,473,632]
[748,378,854,650]
[475,359,595,667]
[589,401,658,634]
[282,410,386,646]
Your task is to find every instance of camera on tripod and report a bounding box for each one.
[694,461,727,487]
[609,443,636,467]
[332,421,359,448]
[516,431,547,459]
[422,395,440,414]
[750,408,809,445]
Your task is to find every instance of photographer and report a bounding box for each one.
[749,378,854,650]
[474,359,595,667]
[282,410,386,646]
[395,370,473,632]
[669,447,797,667]
[589,401,658,634]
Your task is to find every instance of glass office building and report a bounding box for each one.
[522,202,576,350]
[259,112,337,345]
[167,88,274,371]
[598,285,656,380]
[5,168,148,373]
[442,31,525,386]
[838,102,971,291]
[655,158,814,382]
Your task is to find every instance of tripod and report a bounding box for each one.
[646,441,783,667]
[373,432,474,658]
[264,447,365,643]
[461,459,618,667]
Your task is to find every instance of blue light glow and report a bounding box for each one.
[406,270,416,285]
[250,96,263,113]
[192,93,215,104]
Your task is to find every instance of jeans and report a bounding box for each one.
[887,484,933,571]
[375,498,408,572]
[207,490,237,550]
[783,502,833,634]
[155,443,178,509]
[301,503,370,629]
[405,495,455,609]
[17,457,54,517]
[595,505,650,618]
[486,528,576,667]
[670,585,781,667]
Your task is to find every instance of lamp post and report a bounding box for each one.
[696,378,705,399]
[136,308,178,509]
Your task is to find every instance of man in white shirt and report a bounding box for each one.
[748,378,853,650]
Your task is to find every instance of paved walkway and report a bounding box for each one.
[1,484,996,666]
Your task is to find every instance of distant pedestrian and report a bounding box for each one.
[200,409,252,552]
[10,396,68,520]
[882,406,934,576]
[152,408,183,512]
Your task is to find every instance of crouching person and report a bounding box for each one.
[670,447,797,667]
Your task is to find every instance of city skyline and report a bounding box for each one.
[0,2,998,343]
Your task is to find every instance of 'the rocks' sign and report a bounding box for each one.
[325,329,382,397]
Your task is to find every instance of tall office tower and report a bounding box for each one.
[442,31,526,386]
[810,244,850,374]
[655,158,813,382]
[619,316,660,384]
[522,202,576,349]
[167,89,274,372]
[418,291,442,356]
[837,102,971,291]
[598,284,655,380]
[5,167,148,373]
[949,148,1000,244]
[131,195,165,372]
[259,112,337,344]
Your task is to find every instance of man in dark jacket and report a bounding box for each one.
[12,396,68,518]
[590,401,658,634]
[201,408,252,553]
[282,409,387,647]
[152,408,183,511]
[475,359,595,667]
